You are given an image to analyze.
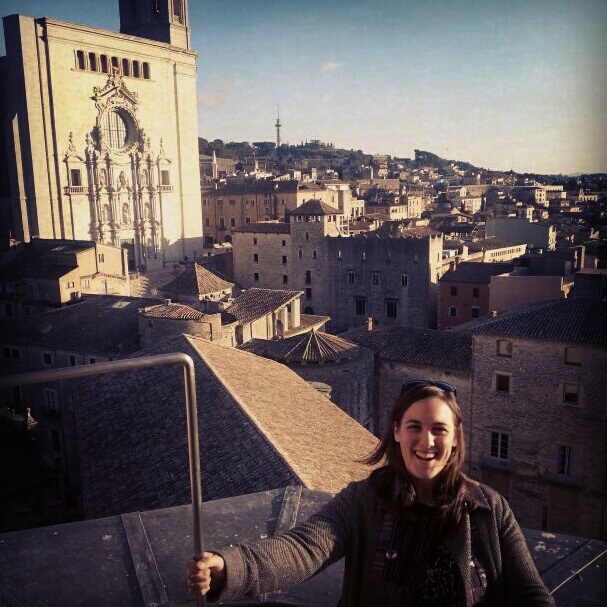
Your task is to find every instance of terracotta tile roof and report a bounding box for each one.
[289,199,341,215]
[140,302,204,320]
[345,326,472,370]
[74,334,377,518]
[0,294,161,357]
[161,262,234,297]
[472,298,607,345]
[440,262,514,283]
[233,222,291,234]
[239,330,360,363]
[467,236,526,252]
[225,288,303,323]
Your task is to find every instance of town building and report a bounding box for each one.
[0,0,203,269]
[0,238,130,317]
[486,217,556,251]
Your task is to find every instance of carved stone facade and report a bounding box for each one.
[0,3,202,269]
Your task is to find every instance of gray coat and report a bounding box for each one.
[213,474,555,606]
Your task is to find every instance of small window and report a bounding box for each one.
[143,62,151,79]
[305,288,312,299]
[556,445,573,477]
[372,271,380,286]
[66,281,75,289]
[564,347,582,366]
[386,299,398,319]
[355,296,366,316]
[449,306,458,317]
[401,274,408,287]
[254,272,259,282]
[43,388,59,413]
[471,306,480,319]
[205,218,210,227]
[69,355,77,366]
[562,383,580,406]
[253,253,259,263]
[298,249,303,259]
[42,352,52,366]
[282,240,286,246]
[100,55,109,73]
[313,250,317,259]
[348,270,355,284]
[495,373,511,393]
[70,169,82,186]
[450,286,458,296]
[219,217,225,229]
[111,56,120,72]
[497,339,512,357]
[133,60,140,78]
[230,218,236,227]
[283,275,288,284]
[282,255,287,264]
[161,170,171,185]
[253,238,257,245]
[490,431,509,460]
[83,279,90,289]
[472,287,480,298]
[98,253,105,263]
[88,52,97,71]
[76,50,85,70]
[122,58,130,76]
[305,270,312,284]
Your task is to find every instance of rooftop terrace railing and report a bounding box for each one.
[0,352,207,607]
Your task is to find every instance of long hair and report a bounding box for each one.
[364,383,471,537]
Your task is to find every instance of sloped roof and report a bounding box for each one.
[471,298,607,345]
[289,199,341,216]
[74,334,377,518]
[225,288,303,323]
[161,262,234,297]
[239,329,360,363]
[467,236,526,252]
[345,326,472,370]
[440,262,514,284]
[139,302,204,320]
[0,294,161,357]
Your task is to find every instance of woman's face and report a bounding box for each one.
[393,396,457,496]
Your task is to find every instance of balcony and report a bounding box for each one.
[63,185,87,195]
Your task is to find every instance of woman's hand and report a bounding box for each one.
[186,552,226,596]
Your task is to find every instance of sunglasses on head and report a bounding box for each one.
[401,380,457,396]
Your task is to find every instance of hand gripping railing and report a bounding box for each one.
[0,353,206,606]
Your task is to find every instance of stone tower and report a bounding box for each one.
[119,0,191,49]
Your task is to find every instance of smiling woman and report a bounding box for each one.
[186,381,555,606]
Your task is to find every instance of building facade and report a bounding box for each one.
[0,0,203,269]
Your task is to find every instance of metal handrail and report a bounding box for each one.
[0,353,206,606]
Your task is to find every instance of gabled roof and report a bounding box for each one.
[161,262,234,297]
[345,326,472,370]
[289,199,341,216]
[440,262,514,284]
[239,329,360,363]
[225,288,303,324]
[471,298,607,345]
[0,294,161,357]
[74,334,377,519]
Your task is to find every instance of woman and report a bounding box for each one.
[186,380,555,606]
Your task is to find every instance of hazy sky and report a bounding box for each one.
[1,0,606,174]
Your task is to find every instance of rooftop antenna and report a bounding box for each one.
[275,105,282,149]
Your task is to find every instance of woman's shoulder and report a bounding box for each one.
[463,477,509,512]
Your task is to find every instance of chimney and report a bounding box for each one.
[366,317,373,331]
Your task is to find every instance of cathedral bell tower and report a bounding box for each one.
[118,0,190,49]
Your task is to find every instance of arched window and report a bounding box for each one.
[100,110,129,150]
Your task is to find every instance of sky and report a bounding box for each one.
[1,0,606,175]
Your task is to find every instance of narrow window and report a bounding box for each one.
[253,238,257,245]
[100,55,109,73]
[111,56,120,73]
[490,432,509,460]
[254,272,259,282]
[562,383,580,406]
[43,388,59,413]
[121,58,131,76]
[348,270,355,284]
[88,52,97,71]
[69,355,77,366]
[305,288,312,299]
[372,271,380,286]
[282,255,287,264]
[496,339,512,357]
[298,249,303,259]
[564,347,582,366]
[161,170,171,185]
[355,296,366,316]
[283,275,288,284]
[42,353,52,366]
[70,169,82,187]
[449,306,458,317]
[230,218,235,227]
[305,270,312,284]
[143,62,151,79]
[556,445,573,477]
[472,287,480,298]
[450,286,458,296]
[253,253,259,263]
[495,373,511,393]
[401,273,408,287]
[76,50,85,70]
[471,306,480,319]
[386,299,398,319]
[133,60,140,78]
[282,240,286,247]
[219,217,225,229]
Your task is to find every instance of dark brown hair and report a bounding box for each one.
[364,383,471,536]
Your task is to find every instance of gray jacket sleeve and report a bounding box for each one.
[212,483,356,601]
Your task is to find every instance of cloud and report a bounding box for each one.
[319,61,341,73]
[197,91,221,109]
